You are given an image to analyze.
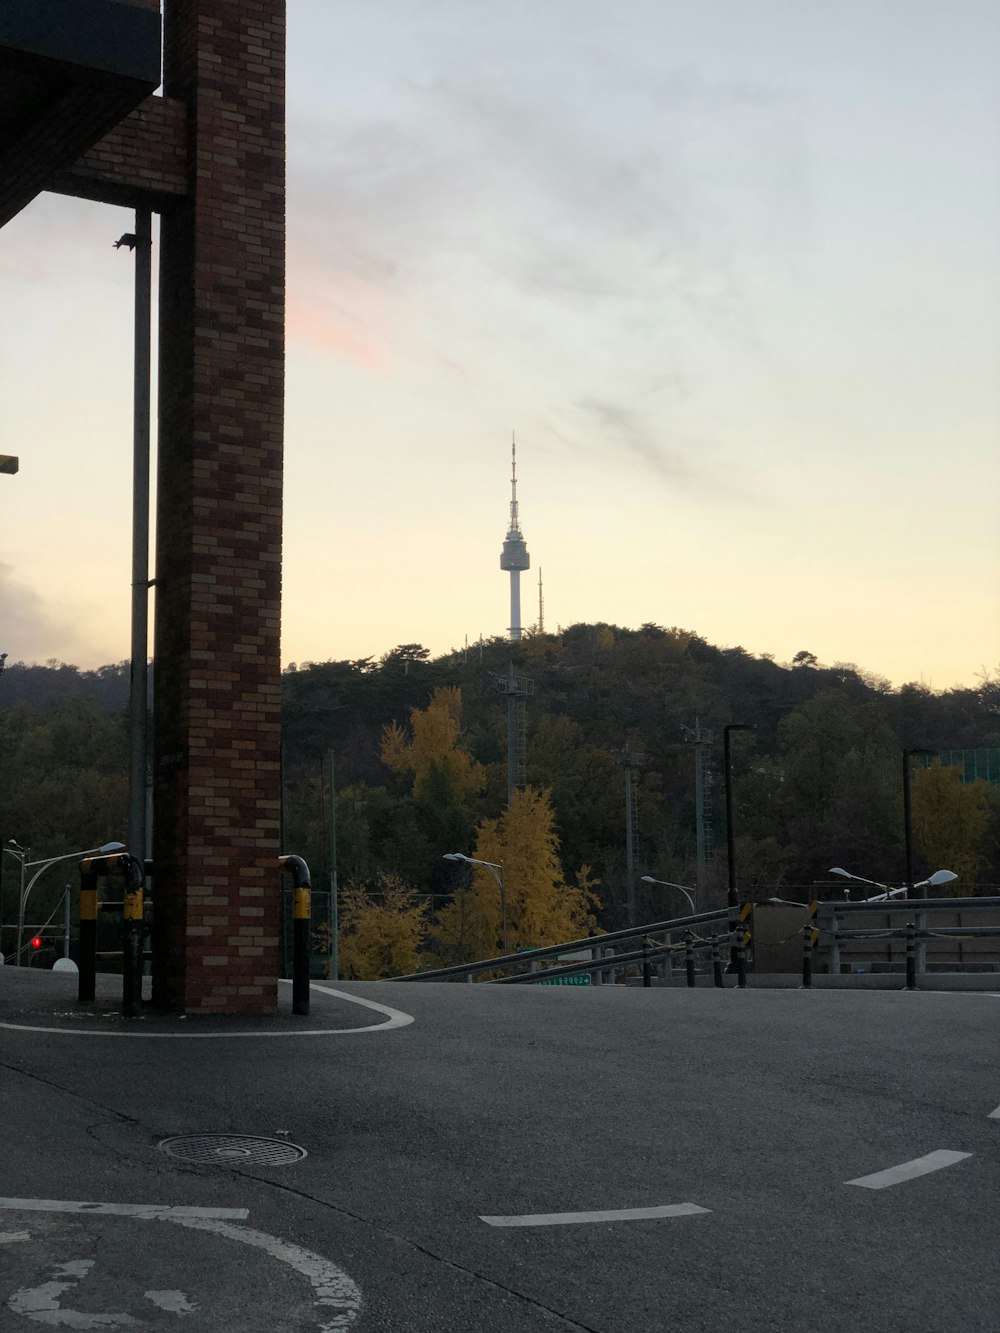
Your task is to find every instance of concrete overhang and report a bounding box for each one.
[0,0,161,228]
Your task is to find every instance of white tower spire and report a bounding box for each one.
[499,433,530,641]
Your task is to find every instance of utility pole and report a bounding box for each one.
[116,212,153,877]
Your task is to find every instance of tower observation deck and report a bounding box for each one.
[499,436,530,641]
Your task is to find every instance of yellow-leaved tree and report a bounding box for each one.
[380,686,485,805]
[430,786,600,964]
[338,872,428,979]
[912,763,992,888]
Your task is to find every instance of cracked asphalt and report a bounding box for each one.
[2,968,1000,1331]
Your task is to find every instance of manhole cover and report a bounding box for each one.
[159,1134,307,1166]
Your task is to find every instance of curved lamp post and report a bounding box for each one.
[13,840,125,966]
[443,853,508,954]
[639,875,696,916]
[829,865,957,903]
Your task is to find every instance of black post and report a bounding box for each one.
[280,854,311,1015]
[711,936,723,988]
[905,920,916,991]
[684,931,696,988]
[735,931,748,989]
[78,866,98,1003]
[642,940,651,988]
[121,854,144,1019]
[802,925,813,989]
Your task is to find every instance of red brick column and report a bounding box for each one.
[152,0,285,1013]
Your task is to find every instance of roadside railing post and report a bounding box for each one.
[711,935,723,988]
[591,944,602,985]
[279,854,312,1015]
[642,940,651,988]
[802,924,813,989]
[684,931,696,988]
[828,908,840,976]
[735,930,748,989]
[905,920,916,991]
[915,910,927,976]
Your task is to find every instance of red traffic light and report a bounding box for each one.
[30,936,43,950]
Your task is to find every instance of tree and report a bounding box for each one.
[429,787,600,963]
[911,764,992,888]
[381,686,484,805]
[338,872,428,979]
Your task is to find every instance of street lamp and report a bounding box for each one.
[443,853,508,954]
[12,841,125,967]
[829,866,957,903]
[640,876,696,916]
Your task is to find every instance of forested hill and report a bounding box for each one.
[0,659,129,711]
[3,627,999,933]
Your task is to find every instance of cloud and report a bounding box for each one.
[285,43,810,485]
[0,562,99,666]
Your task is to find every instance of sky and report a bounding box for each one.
[1,0,998,690]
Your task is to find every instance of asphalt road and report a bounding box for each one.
[2,970,999,1331]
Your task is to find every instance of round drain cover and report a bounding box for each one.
[159,1134,306,1166]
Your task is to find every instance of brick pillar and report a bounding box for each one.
[152,0,285,1013]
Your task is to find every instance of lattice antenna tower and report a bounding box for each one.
[499,433,530,641]
[490,664,534,803]
[682,719,714,886]
[537,568,544,633]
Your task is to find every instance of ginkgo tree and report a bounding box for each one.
[381,685,485,805]
[338,872,429,979]
[430,786,600,965]
[911,763,992,888]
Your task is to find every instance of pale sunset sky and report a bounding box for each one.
[1,0,998,688]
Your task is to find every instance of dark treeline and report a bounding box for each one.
[3,627,999,932]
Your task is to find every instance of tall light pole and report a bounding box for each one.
[903,749,935,899]
[14,841,125,966]
[115,212,153,876]
[640,875,696,916]
[723,724,752,910]
[443,853,508,954]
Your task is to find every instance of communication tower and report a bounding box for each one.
[499,435,530,641]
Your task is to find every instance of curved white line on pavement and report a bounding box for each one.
[168,1214,361,1330]
[0,1198,361,1331]
[845,1150,971,1190]
[0,986,414,1039]
[481,1203,710,1227]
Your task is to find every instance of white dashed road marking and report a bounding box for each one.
[845,1150,972,1190]
[988,1103,1000,1120]
[480,1203,711,1227]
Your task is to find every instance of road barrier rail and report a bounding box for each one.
[807,895,1000,986]
[393,907,742,986]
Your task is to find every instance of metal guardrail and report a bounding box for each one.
[392,907,737,985]
[806,896,1000,988]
